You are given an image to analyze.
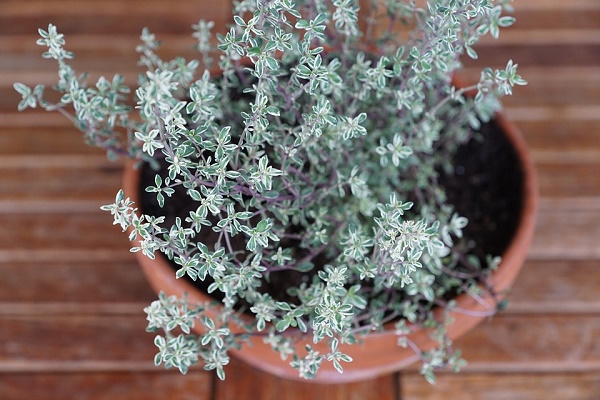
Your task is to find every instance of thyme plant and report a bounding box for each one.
[15,0,525,382]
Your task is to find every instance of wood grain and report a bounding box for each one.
[402,372,600,400]
[0,127,98,154]
[214,356,399,400]
[0,164,121,204]
[0,213,130,250]
[454,314,600,370]
[0,260,153,305]
[0,371,213,400]
[0,315,156,366]
[1,0,599,398]
[508,260,600,313]
[529,202,600,260]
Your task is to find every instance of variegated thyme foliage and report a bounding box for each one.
[16,0,525,382]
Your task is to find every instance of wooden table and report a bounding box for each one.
[2,1,599,398]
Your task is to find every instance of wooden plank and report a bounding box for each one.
[3,0,599,38]
[0,112,75,128]
[506,105,600,123]
[1,259,598,315]
[0,371,213,400]
[0,260,154,305]
[392,0,600,10]
[0,0,231,36]
[0,248,134,265]
[477,29,600,46]
[0,302,153,317]
[4,32,599,63]
[511,0,600,11]
[4,67,600,111]
[493,68,600,108]
[3,76,600,120]
[463,44,600,68]
[1,21,597,75]
[401,371,600,400]
[0,36,198,78]
[534,149,600,164]
[2,313,598,376]
[3,0,225,15]
[5,0,594,14]
[512,9,600,30]
[6,156,599,207]
[6,198,597,258]
[1,213,130,250]
[529,200,600,260]
[1,257,597,316]
[0,70,137,90]
[536,163,600,199]
[0,200,119,215]
[0,15,219,37]
[0,164,121,205]
[215,356,399,400]
[450,314,600,372]
[0,1,597,398]
[517,119,599,153]
[0,128,103,155]
[1,296,597,389]
[0,315,157,366]
[1,167,597,261]
[508,260,600,314]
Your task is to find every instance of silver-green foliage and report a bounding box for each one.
[15,0,525,382]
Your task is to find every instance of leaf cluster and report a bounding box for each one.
[15,0,526,382]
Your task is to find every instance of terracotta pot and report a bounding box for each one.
[122,109,538,383]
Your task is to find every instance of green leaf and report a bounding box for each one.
[465,45,478,60]
[498,16,515,28]
[256,219,270,233]
[262,190,279,199]
[233,15,246,26]
[276,302,292,311]
[275,319,290,332]
[156,193,165,208]
[13,82,30,96]
[188,189,202,201]
[266,105,280,116]
[295,19,308,28]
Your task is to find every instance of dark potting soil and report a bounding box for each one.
[139,118,524,307]
[442,119,524,262]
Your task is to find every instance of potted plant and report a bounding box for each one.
[14,0,537,384]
